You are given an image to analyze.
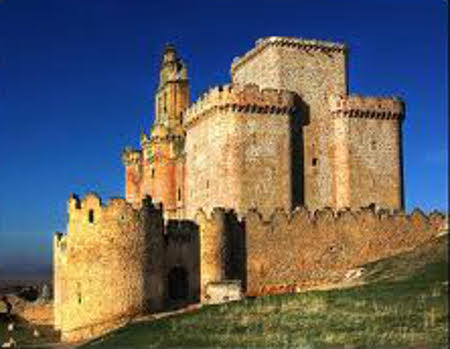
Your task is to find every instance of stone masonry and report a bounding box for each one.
[52,37,428,342]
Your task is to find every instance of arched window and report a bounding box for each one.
[88,209,94,223]
[151,168,155,178]
[312,158,318,167]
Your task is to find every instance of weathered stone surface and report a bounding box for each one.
[53,37,432,343]
[245,206,447,296]
[204,281,243,304]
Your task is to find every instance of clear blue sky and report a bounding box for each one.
[0,0,447,271]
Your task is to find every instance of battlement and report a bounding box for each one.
[122,148,142,166]
[69,192,162,211]
[184,83,295,128]
[329,94,405,119]
[244,205,446,229]
[68,192,162,232]
[244,205,447,296]
[231,36,347,75]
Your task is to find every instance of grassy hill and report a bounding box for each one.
[83,235,448,348]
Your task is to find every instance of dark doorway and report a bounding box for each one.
[168,266,188,301]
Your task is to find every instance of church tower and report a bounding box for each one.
[123,44,190,219]
[154,43,190,130]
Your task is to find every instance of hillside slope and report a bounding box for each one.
[84,235,448,348]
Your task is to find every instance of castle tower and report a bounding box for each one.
[123,44,190,218]
[231,37,405,211]
[231,37,348,211]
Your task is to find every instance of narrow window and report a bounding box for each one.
[77,282,82,304]
[178,188,181,201]
[164,92,167,113]
[151,168,155,178]
[206,180,209,189]
[312,158,318,167]
[88,209,94,223]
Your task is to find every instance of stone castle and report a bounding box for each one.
[52,37,446,342]
[122,37,405,219]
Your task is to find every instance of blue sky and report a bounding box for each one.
[0,0,447,270]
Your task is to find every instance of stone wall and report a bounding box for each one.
[244,206,447,296]
[330,94,405,209]
[231,37,348,211]
[195,209,245,301]
[54,194,166,342]
[164,219,200,303]
[184,83,296,219]
[204,281,243,305]
[124,37,406,217]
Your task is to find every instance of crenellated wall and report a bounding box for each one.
[54,193,205,342]
[50,36,438,345]
[53,193,447,342]
[328,94,404,117]
[184,83,295,129]
[54,194,166,342]
[244,206,447,296]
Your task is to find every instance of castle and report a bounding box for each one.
[122,37,405,219]
[52,37,446,342]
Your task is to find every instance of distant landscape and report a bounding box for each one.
[0,264,51,294]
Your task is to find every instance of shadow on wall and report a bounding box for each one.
[223,211,247,291]
[291,94,310,208]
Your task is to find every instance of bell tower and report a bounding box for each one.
[154,43,190,129]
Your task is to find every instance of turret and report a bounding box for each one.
[154,43,190,130]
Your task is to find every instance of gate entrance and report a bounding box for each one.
[168,266,188,301]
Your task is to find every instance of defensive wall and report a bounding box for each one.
[53,192,447,341]
[53,194,200,342]
[244,206,447,296]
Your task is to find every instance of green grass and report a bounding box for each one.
[0,314,60,348]
[84,236,448,348]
